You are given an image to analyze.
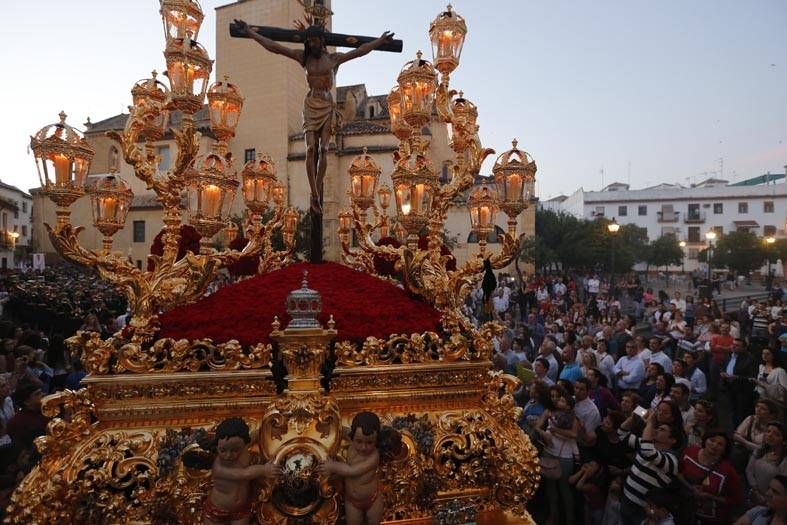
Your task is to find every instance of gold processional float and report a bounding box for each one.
[11,1,541,523]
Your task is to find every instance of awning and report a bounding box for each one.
[733,220,760,227]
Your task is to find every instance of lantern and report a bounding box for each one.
[397,51,438,130]
[348,147,382,211]
[30,111,95,211]
[241,154,277,215]
[272,182,285,207]
[90,174,134,254]
[387,86,412,141]
[337,208,353,245]
[186,152,238,251]
[225,221,239,244]
[164,36,213,113]
[282,208,299,246]
[207,75,244,143]
[131,71,170,141]
[391,156,438,247]
[492,139,537,234]
[428,4,467,77]
[468,182,498,255]
[159,0,204,42]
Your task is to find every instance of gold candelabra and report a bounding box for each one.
[338,4,537,329]
[29,0,298,337]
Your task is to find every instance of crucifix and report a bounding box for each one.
[230,11,402,264]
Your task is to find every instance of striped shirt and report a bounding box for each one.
[621,434,678,507]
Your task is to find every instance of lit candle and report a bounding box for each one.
[352,175,362,198]
[479,205,491,227]
[52,153,70,185]
[412,183,426,214]
[101,197,118,222]
[401,202,411,216]
[202,184,221,217]
[508,174,523,201]
[439,31,452,57]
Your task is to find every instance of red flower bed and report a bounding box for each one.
[158,262,443,346]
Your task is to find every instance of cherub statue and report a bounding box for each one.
[318,411,401,525]
[198,417,281,525]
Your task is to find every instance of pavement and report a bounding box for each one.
[638,274,772,311]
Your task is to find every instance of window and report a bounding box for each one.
[738,202,748,214]
[133,220,145,243]
[440,162,451,184]
[618,205,627,217]
[687,203,700,220]
[13,225,17,233]
[157,146,170,171]
[244,148,256,163]
[369,106,375,118]
[21,202,27,213]
[713,203,723,214]
[21,225,26,237]
[638,205,647,216]
[688,227,700,243]
[764,225,777,236]
[594,206,605,216]
[688,249,699,260]
[764,201,774,213]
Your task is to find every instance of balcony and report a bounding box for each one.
[657,210,679,223]
[684,211,706,223]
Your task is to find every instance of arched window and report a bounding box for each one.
[467,225,505,244]
[109,146,120,171]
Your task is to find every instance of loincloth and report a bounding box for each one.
[203,495,253,523]
[303,95,341,135]
[345,482,381,513]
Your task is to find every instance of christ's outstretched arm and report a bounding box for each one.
[335,31,395,66]
[234,19,303,63]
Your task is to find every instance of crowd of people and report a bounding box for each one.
[481,272,787,524]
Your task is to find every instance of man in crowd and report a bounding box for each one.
[614,340,646,392]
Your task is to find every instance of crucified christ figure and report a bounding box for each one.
[233,20,393,217]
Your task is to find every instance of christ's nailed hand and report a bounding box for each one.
[234,19,250,35]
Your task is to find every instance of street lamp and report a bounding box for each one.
[765,235,776,290]
[705,230,717,281]
[607,218,620,294]
[679,240,687,274]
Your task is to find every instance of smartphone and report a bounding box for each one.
[633,406,648,419]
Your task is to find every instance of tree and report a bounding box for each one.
[647,235,684,269]
[710,230,766,275]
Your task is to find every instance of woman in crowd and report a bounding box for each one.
[536,386,580,525]
[686,400,717,448]
[755,348,786,405]
[747,422,787,507]
[734,474,787,525]
[679,429,743,524]
[639,362,664,407]
[734,400,780,471]
[649,373,675,410]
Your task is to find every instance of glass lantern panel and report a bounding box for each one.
[469,205,480,229]
[506,172,523,203]
[451,32,465,61]
[435,30,456,59]
[351,174,362,199]
[221,188,236,218]
[167,61,187,94]
[75,157,90,188]
[412,183,427,214]
[225,103,240,129]
[395,184,411,215]
[99,196,119,223]
[479,204,494,228]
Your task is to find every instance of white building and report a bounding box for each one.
[557,168,787,271]
[0,182,33,269]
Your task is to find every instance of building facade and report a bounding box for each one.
[0,183,33,269]
[558,171,787,271]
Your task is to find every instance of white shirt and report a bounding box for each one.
[541,353,559,382]
[594,350,615,386]
[587,278,600,294]
[638,348,652,367]
[688,367,708,399]
[574,398,601,434]
[670,299,686,312]
[614,355,646,390]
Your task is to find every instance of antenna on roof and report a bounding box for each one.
[600,166,605,190]
[627,161,631,186]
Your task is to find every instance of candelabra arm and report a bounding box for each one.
[435,79,456,123]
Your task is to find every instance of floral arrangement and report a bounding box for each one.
[391,414,435,456]
[158,262,443,346]
[147,225,202,271]
[156,427,208,476]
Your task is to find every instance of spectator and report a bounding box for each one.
[614,340,646,391]
[642,488,677,525]
[6,385,48,452]
[733,474,787,525]
[649,373,675,410]
[679,429,743,524]
[648,337,673,374]
[746,422,787,507]
[559,345,583,383]
[686,400,716,448]
[720,338,757,428]
[683,351,708,401]
[619,410,682,525]
[538,340,560,383]
[569,459,607,525]
[639,363,664,408]
[593,339,615,386]
[733,399,779,473]
[587,367,620,418]
[668,383,693,427]
[754,347,786,405]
